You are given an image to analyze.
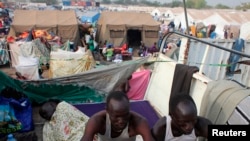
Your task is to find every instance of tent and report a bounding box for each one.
[240,22,250,40]
[96,11,160,47]
[8,10,80,46]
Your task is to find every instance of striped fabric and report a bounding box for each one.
[0,40,9,65]
[227,96,250,125]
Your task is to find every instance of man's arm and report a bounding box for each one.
[195,116,213,138]
[151,117,166,141]
[131,112,156,141]
[81,112,105,141]
[135,117,155,141]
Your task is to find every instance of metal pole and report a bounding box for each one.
[183,0,189,34]
[162,31,250,59]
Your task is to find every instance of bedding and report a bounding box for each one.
[74,100,160,128]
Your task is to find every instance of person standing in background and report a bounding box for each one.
[88,34,95,54]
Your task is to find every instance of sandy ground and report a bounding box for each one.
[0,63,16,77]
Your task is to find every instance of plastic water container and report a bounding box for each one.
[7,134,17,141]
[128,48,133,54]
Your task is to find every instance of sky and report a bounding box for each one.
[156,0,249,7]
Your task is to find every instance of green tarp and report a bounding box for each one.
[0,71,105,104]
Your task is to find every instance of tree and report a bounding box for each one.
[102,0,111,4]
[186,0,206,9]
[194,0,206,9]
[235,2,250,10]
[113,0,124,5]
[186,0,195,8]
[215,4,230,9]
[172,0,182,7]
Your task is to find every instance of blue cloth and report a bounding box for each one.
[227,38,245,76]
[0,97,22,136]
[210,32,216,39]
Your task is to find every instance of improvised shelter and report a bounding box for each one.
[96,11,160,47]
[8,10,80,46]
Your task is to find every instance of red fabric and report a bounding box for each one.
[19,32,29,39]
[7,36,15,43]
[127,70,151,100]
[121,43,127,51]
[0,21,3,28]
[114,43,129,55]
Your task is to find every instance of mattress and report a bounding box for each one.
[74,100,160,128]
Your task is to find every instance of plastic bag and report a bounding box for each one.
[2,96,34,132]
[0,97,22,135]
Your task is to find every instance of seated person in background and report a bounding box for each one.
[152,94,212,141]
[148,42,159,55]
[138,41,147,57]
[39,99,89,141]
[81,91,154,141]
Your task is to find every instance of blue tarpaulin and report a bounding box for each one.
[86,1,92,6]
[81,11,100,23]
[62,0,71,6]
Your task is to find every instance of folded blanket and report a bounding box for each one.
[43,101,89,141]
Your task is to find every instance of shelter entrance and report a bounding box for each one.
[127,29,142,48]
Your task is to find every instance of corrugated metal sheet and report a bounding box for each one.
[188,39,233,80]
[187,39,250,87]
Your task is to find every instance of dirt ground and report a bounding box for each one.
[0,63,16,78]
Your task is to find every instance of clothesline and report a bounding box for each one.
[148,60,236,67]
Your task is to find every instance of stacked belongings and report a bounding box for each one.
[113,43,132,61]
[7,29,51,80]
[7,28,97,79]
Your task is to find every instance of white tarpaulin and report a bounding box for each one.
[15,56,39,80]
[49,48,96,78]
